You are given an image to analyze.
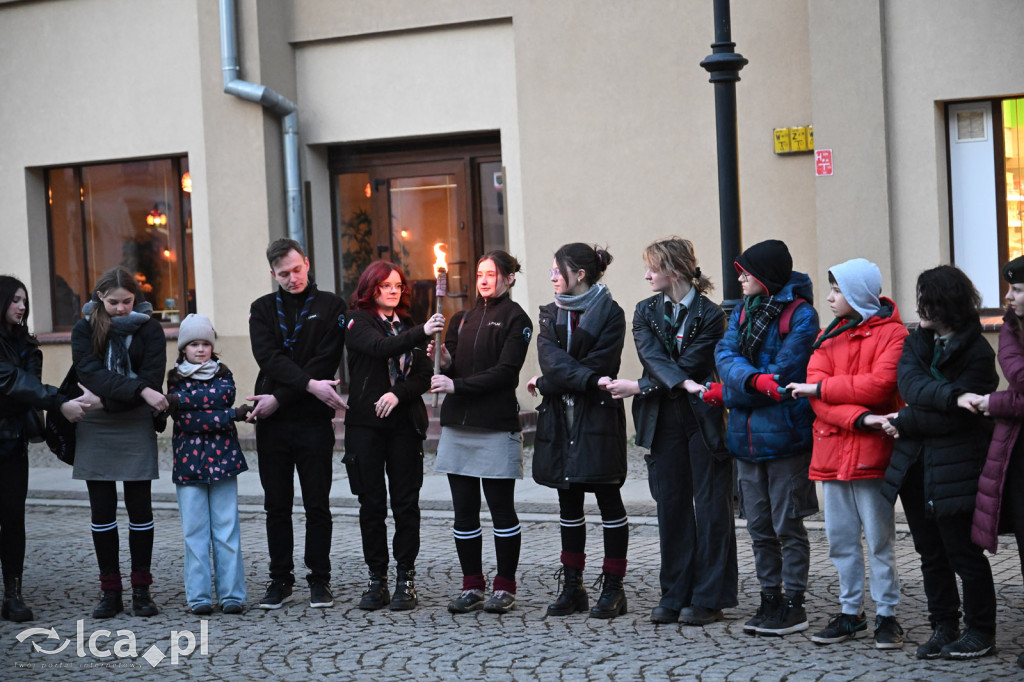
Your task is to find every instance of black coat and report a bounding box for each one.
[881,321,999,517]
[248,286,347,423]
[343,308,431,438]
[439,293,532,432]
[631,292,728,454]
[71,316,166,412]
[532,296,627,489]
[0,332,63,448]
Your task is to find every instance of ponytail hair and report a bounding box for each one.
[554,243,613,287]
[478,250,522,286]
[89,267,146,357]
[642,237,714,294]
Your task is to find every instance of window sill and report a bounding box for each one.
[37,325,181,345]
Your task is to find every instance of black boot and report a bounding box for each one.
[93,590,124,619]
[131,585,158,617]
[589,572,627,619]
[547,566,588,617]
[390,568,418,611]
[2,577,33,622]
[358,572,390,611]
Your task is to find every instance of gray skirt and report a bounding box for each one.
[434,426,523,479]
[73,404,159,481]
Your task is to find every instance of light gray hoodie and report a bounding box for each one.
[828,258,882,322]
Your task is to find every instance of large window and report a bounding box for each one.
[948,97,1024,310]
[46,157,195,329]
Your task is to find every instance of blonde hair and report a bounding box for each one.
[642,237,714,294]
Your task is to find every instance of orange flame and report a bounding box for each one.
[432,243,448,276]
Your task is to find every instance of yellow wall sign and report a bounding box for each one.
[774,126,814,155]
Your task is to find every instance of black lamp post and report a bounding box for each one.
[700,0,747,313]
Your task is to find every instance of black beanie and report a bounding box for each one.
[1003,256,1024,284]
[734,240,793,295]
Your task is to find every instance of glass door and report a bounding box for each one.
[336,160,471,324]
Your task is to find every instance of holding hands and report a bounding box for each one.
[701,382,724,406]
[600,378,640,399]
[957,392,988,414]
[307,378,347,411]
[245,394,279,422]
[785,382,816,399]
[880,412,900,439]
[752,373,787,402]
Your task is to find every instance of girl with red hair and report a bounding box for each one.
[344,261,443,611]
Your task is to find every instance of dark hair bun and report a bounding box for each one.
[594,247,613,272]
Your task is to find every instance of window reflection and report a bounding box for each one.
[1006,98,1024,261]
[46,157,193,329]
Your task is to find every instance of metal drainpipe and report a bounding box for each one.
[219,0,305,249]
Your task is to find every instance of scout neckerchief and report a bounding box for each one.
[276,282,317,357]
[382,313,412,386]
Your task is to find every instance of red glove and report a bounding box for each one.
[752,373,784,402]
[701,382,724,406]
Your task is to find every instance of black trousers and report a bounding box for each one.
[646,397,738,612]
[344,424,423,574]
[0,448,28,581]
[257,418,335,584]
[900,461,996,633]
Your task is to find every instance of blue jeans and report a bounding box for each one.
[176,479,246,609]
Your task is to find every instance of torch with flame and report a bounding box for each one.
[432,243,448,408]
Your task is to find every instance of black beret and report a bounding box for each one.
[1003,256,1024,284]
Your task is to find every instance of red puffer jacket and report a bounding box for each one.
[972,310,1024,553]
[807,300,908,481]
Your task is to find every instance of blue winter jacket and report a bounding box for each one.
[715,272,819,461]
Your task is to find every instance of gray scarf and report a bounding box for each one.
[176,359,219,381]
[82,299,154,376]
[554,283,608,312]
[554,284,613,356]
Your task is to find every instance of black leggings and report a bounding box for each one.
[86,480,154,584]
[0,449,29,581]
[448,474,520,585]
[557,484,628,560]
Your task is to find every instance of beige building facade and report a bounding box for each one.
[1,0,1022,428]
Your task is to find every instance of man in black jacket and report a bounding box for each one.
[247,238,347,610]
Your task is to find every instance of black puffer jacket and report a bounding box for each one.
[344,308,431,438]
[532,292,627,489]
[631,292,728,455]
[0,332,64,450]
[881,321,999,517]
[439,292,532,432]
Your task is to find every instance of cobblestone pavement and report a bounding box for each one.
[3,494,1024,682]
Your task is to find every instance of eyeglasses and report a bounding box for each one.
[378,283,407,293]
[738,272,750,282]
[549,268,561,279]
